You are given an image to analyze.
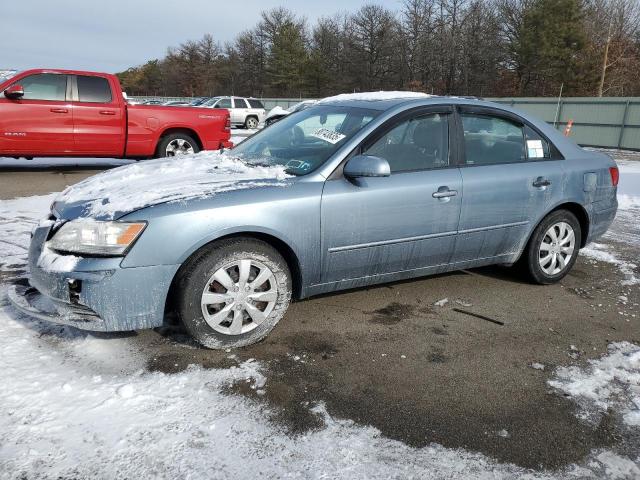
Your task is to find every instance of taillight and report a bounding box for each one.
[225,116,231,132]
[609,166,619,187]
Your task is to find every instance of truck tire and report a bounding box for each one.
[156,133,200,158]
[176,238,292,349]
[520,210,581,284]
[244,116,259,129]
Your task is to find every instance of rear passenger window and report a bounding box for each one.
[461,114,525,165]
[77,76,112,103]
[365,113,449,173]
[13,73,67,101]
[233,98,249,108]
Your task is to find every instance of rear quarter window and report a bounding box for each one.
[247,99,264,109]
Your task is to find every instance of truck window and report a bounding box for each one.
[247,99,264,109]
[233,98,249,109]
[77,76,112,103]
[12,73,67,101]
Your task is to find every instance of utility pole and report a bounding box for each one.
[597,16,613,97]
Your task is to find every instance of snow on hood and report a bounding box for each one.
[319,91,432,104]
[53,151,291,220]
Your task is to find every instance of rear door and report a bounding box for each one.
[0,73,74,155]
[451,106,565,266]
[321,106,462,283]
[231,98,248,125]
[71,75,125,156]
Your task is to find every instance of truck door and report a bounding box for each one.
[71,75,125,156]
[0,73,74,155]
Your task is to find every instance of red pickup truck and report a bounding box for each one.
[0,69,232,159]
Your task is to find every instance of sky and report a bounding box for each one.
[1,0,399,73]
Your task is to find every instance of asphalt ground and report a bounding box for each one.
[1,161,638,472]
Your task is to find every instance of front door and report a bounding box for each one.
[0,73,74,155]
[321,108,462,284]
[452,108,565,266]
[72,75,125,156]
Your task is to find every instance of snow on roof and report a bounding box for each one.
[319,91,432,104]
[55,152,290,220]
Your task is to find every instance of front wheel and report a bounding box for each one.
[521,210,581,284]
[176,238,292,349]
[156,133,200,158]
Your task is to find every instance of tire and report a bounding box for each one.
[521,209,581,284]
[244,116,259,129]
[156,132,200,158]
[176,238,292,349]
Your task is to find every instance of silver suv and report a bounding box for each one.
[203,96,265,129]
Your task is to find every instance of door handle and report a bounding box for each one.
[99,110,116,115]
[432,187,458,199]
[50,108,68,113]
[533,177,551,188]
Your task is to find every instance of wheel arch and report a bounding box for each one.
[156,127,203,153]
[515,201,590,265]
[164,231,304,320]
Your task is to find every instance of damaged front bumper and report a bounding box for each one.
[8,221,180,332]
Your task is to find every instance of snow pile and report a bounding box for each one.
[319,91,432,104]
[0,194,55,275]
[55,152,290,219]
[549,342,640,427]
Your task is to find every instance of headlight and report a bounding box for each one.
[47,220,146,256]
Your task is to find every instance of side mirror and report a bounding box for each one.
[343,155,391,179]
[4,84,24,99]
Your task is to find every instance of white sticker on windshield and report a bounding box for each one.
[527,139,544,158]
[310,128,346,144]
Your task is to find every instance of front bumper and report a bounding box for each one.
[11,222,180,332]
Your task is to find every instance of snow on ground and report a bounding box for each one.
[549,342,640,428]
[55,151,290,219]
[1,298,639,479]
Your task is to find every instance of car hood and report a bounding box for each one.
[52,152,291,221]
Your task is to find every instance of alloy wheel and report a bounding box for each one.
[165,138,195,156]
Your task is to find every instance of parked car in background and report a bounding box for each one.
[205,96,266,129]
[10,92,618,350]
[190,97,210,106]
[163,100,191,107]
[0,69,232,159]
[264,100,317,126]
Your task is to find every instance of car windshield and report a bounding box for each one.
[232,105,379,176]
[203,97,220,107]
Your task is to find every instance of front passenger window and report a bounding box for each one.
[365,113,449,173]
[461,114,525,165]
[12,73,67,101]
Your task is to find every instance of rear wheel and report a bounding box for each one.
[244,116,259,129]
[176,238,291,349]
[521,210,581,284]
[157,133,200,158]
